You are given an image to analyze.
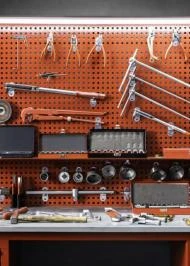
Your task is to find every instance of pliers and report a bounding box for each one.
[66,34,81,67]
[41,32,56,61]
[85,34,106,68]
[147,28,159,62]
[165,29,187,61]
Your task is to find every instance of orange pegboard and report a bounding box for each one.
[0,24,189,210]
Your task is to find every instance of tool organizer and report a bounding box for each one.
[0,23,189,213]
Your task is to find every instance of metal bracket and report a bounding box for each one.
[7,87,15,97]
[168,122,175,137]
[71,34,78,52]
[133,107,141,122]
[72,188,79,202]
[95,117,102,129]
[42,187,49,202]
[90,97,97,107]
[148,27,155,38]
[100,187,107,202]
[46,32,54,53]
[172,29,181,47]
[123,187,131,202]
[95,34,103,52]
[128,59,137,77]
[129,80,136,102]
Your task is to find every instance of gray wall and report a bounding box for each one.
[0,0,189,17]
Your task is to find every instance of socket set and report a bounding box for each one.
[88,129,147,158]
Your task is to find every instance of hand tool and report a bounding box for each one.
[58,167,70,183]
[85,34,106,68]
[121,83,190,122]
[169,162,184,180]
[119,49,190,92]
[41,32,56,61]
[39,72,67,81]
[13,214,87,223]
[5,83,107,102]
[139,213,167,223]
[21,107,107,123]
[40,167,49,182]
[150,162,167,181]
[118,49,138,92]
[17,176,22,208]
[183,218,190,226]
[104,208,123,222]
[101,162,116,180]
[132,216,161,226]
[0,100,12,123]
[12,35,27,70]
[10,207,29,224]
[11,175,17,208]
[147,27,159,62]
[165,29,187,61]
[149,214,174,222]
[86,167,102,185]
[133,107,190,136]
[66,34,81,67]
[2,206,28,221]
[21,107,105,125]
[25,188,115,202]
[119,161,136,181]
[130,74,190,105]
[73,167,83,183]
[81,209,101,221]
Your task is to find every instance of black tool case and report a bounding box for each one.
[88,129,147,158]
[39,133,87,154]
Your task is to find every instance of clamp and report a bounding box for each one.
[165,29,187,61]
[66,34,81,67]
[85,34,106,68]
[41,32,56,61]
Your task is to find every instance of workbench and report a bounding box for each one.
[0,209,189,266]
[0,17,189,266]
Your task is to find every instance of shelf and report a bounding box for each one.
[0,155,189,160]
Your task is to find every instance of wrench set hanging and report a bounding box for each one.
[118,49,190,136]
[0,24,189,214]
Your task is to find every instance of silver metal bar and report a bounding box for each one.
[135,58,190,88]
[120,87,135,117]
[26,190,115,195]
[135,91,190,121]
[133,75,190,105]
[118,49,138,92]
[133,108,189,135]
[117,78,132,108]
[118,61,133,92]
